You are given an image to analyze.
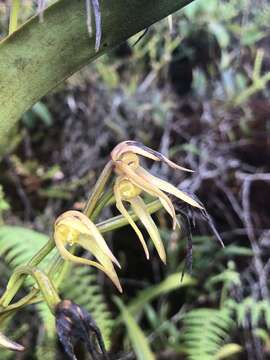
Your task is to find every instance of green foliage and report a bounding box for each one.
[22,101,53,129]
[0,186,10,223]
[115,273,195,357]
[215,343,242,360]
[115,297,155,360]
[35,302,56,360]
[0,186,9,213]
[127,273,195,315]
[0,226,49,271]
[0,0,195,144]
[226,297,270,329]
[181,308,236,360]
[0,225,114,355]
[0,226,56,359]
[1,0,270,358]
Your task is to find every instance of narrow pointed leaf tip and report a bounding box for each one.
[0,332,24,352]
[111,140,194,172]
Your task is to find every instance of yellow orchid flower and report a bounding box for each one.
[0,332,24,352]
[54,210,122,292]
[111,141,204,264]
[111,141,204,228]
[111,140,194,172]
[114,176,166,263]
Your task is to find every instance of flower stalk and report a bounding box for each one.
[0,140,204,355]
[84,160,113,218]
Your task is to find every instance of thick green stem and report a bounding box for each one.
[0,161,113,310]
[0,194,162,314]
[0,0,194,142]
[30,268,60,313]
[2,266,60,314]
[0,150,163,311]
[84,161,113,217]
[0,289,40,315]
[97,199,162,233]
[90,189,114,222]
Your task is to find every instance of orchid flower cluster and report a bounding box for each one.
[0,141,204,356]
[53,141,203,292]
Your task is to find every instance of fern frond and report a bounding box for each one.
[0,225,49,268]
[181,308,234,360]
[35,301,56,360]
[226,297,270,329]
[0,225,51,288]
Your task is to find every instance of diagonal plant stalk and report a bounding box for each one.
[6,266,60,313]
[84,161,113,218]
[8,0,20,34]
[0,0,194,142]
[0,238,55,308]
[97,199,162,234]
[0,198,162,313]
[0,155,163,354]
[0,0,196,349]
[0,164,112,309]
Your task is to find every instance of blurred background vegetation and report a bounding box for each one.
[0,0,270,359]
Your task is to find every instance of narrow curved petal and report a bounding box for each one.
[130,196,166,264]
[137,167,204,210]
[54,234,122,292]
[114,184,150,259]
[117,162,177,228]
[0,332,24,352]
[55,211,120,268]
[79,234,122,292]
[111,141,159,162]
[111,141,193,172]
[158,197,180,230]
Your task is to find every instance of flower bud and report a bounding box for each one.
[55,300,108,360]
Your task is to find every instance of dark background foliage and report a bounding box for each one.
[0,0,270,359]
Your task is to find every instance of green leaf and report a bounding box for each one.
[0,225,56,277]
[22,102,53,128]
[0,0,195,143]
[114,297,155,360]
[128,273,195,315]
[181,308,234,360]
[209,22,230,48]
[222,245,253,257]
[215,343,242,359]
[241,25,265,46]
